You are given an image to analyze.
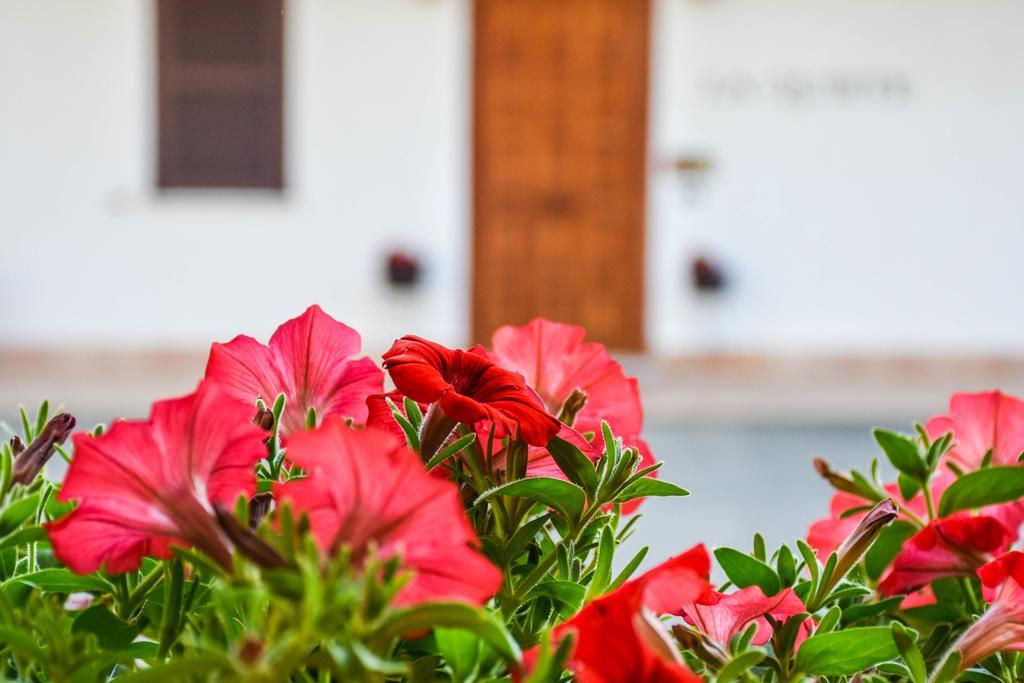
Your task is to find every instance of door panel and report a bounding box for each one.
[472,0,649,349]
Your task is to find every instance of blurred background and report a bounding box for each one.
[2,0,1024,563]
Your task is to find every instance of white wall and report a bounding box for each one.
[0,0,471,352]
[2,0,1024,356]
[648,0,1024,355]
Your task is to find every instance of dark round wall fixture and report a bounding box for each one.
[386,250,422,288]
[691,254,726,293]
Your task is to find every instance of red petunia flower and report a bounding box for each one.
[946,551,1024,672]
[489,318,643,439]
[879,515,1013,597]
[488,319,656,510]
[530,545,711,683]
[47,382,267,574]
[678,585,806,650]
[274,418,502,606]
[927,390,1024,470]
[205,305,383,436]
[381,336,560,452]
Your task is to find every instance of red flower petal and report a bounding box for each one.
[274,418,501,606]
[489,319,657,511]
[948,551,1024,670]
[679,585,806,647]
[926,391,1024,470]
[47,382,266,574]
[879,515,1012,596]
[490,318,644,438]
[528,545,710,683]
[979,551,1024,590]
[205,305,384,436]
[382,335,559,446]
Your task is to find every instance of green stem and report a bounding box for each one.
[892,497,927,529]
[922,482,937,521]
[122,564,165,618]
[157,559,185,659]
[510,500,608,606]
[960,577,983,615]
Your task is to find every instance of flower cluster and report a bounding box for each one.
[3,306,1024,682]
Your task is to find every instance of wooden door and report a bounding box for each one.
[472,0,649,349]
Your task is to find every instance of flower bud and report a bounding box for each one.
[11,413,76,487]
[557,388,589,428]
[214,504,287,570]
[63,592,93,611]
[248,492,273,529]
[418,403,458,458]
[239,636,264,665]
[828,498,899,593]
[253,407,276,432]
[813,458,868,498]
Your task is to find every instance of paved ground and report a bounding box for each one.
[620,421,891,574]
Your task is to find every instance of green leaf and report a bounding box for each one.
[897,472,921,501]
[72,605,139,649]
[498,514,551,567]
[714,547,781,596]
[425,433,476,471]
[158,558,185,659]
[109,654,229,682]
[585,526,615,601]
[609,545,648,591]
[891,622,926,683]
[842,596,903,624]
[718,650,766,683]
[938,466,1024,516]
[874,429,925,478]
[435,628,481,683]
[796,626,899,675]
[477,477,586,523]
[816,606,842,634]
[403,397,424,430]
[0,446,11,498]
[348,642,409,676]
[19,406,32,442]
[34,400,49,441]
[865,520,916,580]
[777,544,797,586]
[0,626,46,661]
[614,477,689,503]
[13,568,111,593]
[122,641,159,659]
[376,602,521,665]
[0,493,41,536]
[958,670,1003,682]
[44,494,74,520]
[546,436,598,495]
[523,581,585,617]
[930,651,962,683]
[0,525,46,551]
[753,533,767,560]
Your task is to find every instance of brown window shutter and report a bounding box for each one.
[157,0,284,189]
